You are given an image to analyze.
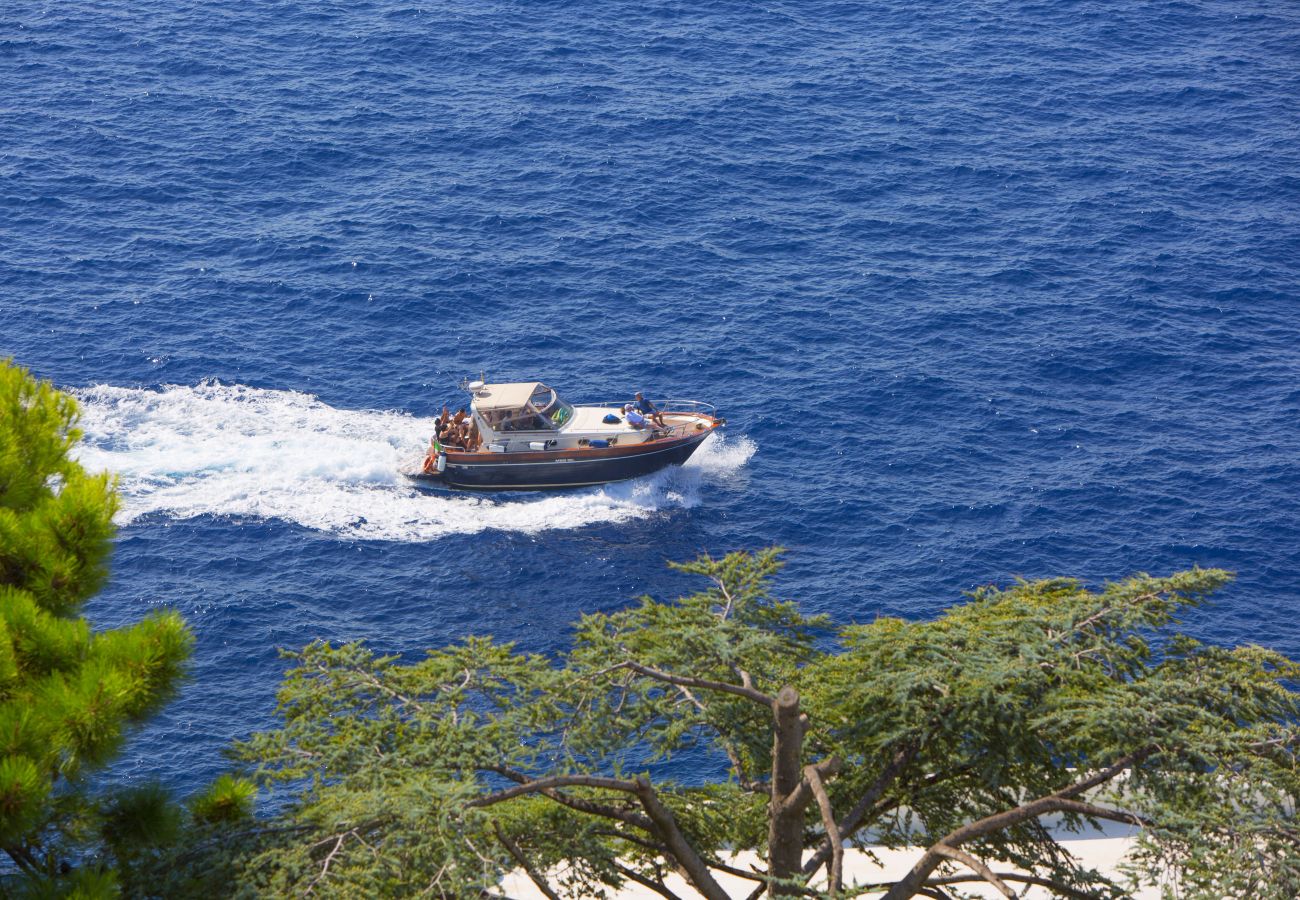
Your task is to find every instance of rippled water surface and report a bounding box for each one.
[3,0,1298,789]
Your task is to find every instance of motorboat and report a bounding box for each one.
[411,379,724,490]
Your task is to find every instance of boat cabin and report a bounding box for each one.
[472,382,573,433]
[467,380,659,451]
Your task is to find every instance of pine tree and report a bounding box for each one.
[0,359,192,894]
[164,549,1298,898]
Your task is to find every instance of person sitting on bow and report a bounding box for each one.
[634,391,666,428]
[623,403,648,429]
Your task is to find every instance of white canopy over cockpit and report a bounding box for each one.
[470,382,545,411]
[470,382,573,433]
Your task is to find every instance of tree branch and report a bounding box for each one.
[1050,798,1153,829]
[473,769,655,831]
[305,829,351,894]
[801,742,920,881]
[738,668,756,692]
[468,774,644,809]
[673,683,762,790]
[704,857,771,884]
[931,845,1017,899]
[880,748,1154,900]
[2,843,39,875]
[915,889,954,900]
[925,872,1104,900]
[806,763,843,897]
[714,575,737,621]
[614,862,684,900]
[480,764,655,827]
[593,827,669,855]
[946,748,1150,845]
[614,660,776,707]
[329,662,421,712]
[778,756,842,818]
[596,828,767,886]
[493,823,561,900]
[632,775,732,900]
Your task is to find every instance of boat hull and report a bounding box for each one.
[412,428,714,490]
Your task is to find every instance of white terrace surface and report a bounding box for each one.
[499,830,1166,899]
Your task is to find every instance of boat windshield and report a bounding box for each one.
[495,409,549,432]
[529,385,573,429]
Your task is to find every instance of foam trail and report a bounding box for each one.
[72,383,755,542]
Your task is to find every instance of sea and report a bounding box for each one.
[2,0,1298,793]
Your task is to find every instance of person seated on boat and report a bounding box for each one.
[438,421,461,448]
[624,403,648,429]
[634,391,666,428]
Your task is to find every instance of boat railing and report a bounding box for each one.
[581,399,718,416]
[577,399,719,442]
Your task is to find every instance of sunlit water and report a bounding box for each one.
[3,0,1297,791]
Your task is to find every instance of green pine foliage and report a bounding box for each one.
[145,547,1298,899]
[0,359,193,894]
[189,774,256,825]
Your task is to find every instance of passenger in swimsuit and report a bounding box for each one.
[438,420,461,447]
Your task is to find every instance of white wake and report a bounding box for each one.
[71,382,755,542]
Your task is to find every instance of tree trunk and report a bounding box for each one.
[767,686,805,897]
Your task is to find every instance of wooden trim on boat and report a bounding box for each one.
[442,421,719,465]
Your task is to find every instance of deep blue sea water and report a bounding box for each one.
[2,0,1299,794]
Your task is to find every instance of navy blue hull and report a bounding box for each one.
[414,431,712,490]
